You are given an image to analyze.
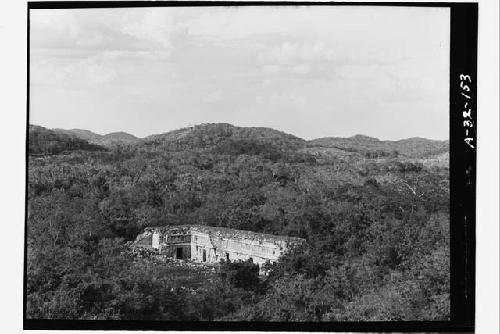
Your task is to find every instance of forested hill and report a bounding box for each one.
[28,125,105,155]
[47,123,448,158]
[53,128,139,146]
[101,132,139,144]
[27,122,450,321]
[53,128,103,142]
[308,135,449,159]
[142,123,306,151]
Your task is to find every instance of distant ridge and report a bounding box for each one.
[308,135,448,158]
[29,125,105,155]
[145,123,303,142]
[46,123,448,158]
[52,128,139,146]
[100,132,139,145]
[53,128,102,142]
[349,134,381,142]
[143,123,306,151]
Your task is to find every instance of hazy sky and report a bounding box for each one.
[30,6,450,140]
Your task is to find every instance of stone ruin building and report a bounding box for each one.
[134,225,305,273]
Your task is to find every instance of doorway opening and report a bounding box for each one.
[176,247,183,259]
[202,249,207,262]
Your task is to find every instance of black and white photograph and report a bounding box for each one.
[21,1,484,331]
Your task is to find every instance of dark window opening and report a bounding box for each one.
[202,249,207,262]
[176,247,183,259]
[226,252,230,262]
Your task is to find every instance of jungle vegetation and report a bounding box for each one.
[27,123,449,321]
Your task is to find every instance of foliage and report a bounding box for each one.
[308,135,449,159]
[220,259,262,293]
[26,123,450,320]
[29,125,105,155]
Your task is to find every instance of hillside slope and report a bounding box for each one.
[308,135,448,158]
[53,128,139,146]
[29,125,104,155]
[27,122,450,321]
[53,128,102,143]
[100,132,139,145]
[142,123,306,152]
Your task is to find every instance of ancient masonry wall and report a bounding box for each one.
[134,225,305,271]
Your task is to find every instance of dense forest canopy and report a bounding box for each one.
[27,123,449,321]
[28,125,105,155]
[52,128,139,146]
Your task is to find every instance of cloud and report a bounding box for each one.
[120,9,180,50]
[30,8,183,87]
[83,60,117,84]
[203,91,223,103]
[258,41,337,64]
[31,57,117,85]
[291,64,311,75]
[30,8,174,53]
[100,50,170,61]
[29,6,450,141]
[261,65,281,75]
[184,7,287,39]
[255,91,306,107]
[261,63,313,77]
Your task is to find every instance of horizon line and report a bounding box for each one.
[29,122,450,142]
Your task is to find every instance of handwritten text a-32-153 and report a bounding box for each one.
[459,74,475,149]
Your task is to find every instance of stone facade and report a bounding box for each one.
[134,225,305,273]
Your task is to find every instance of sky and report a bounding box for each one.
[29,6,450,140]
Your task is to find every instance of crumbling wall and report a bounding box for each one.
[188,228,303,269]
[191,230,216,262]
[135,225,305,272]
[161,244,191,260]
[157,226,192,259]
[152,231,160,248]
[135,230,153,248]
